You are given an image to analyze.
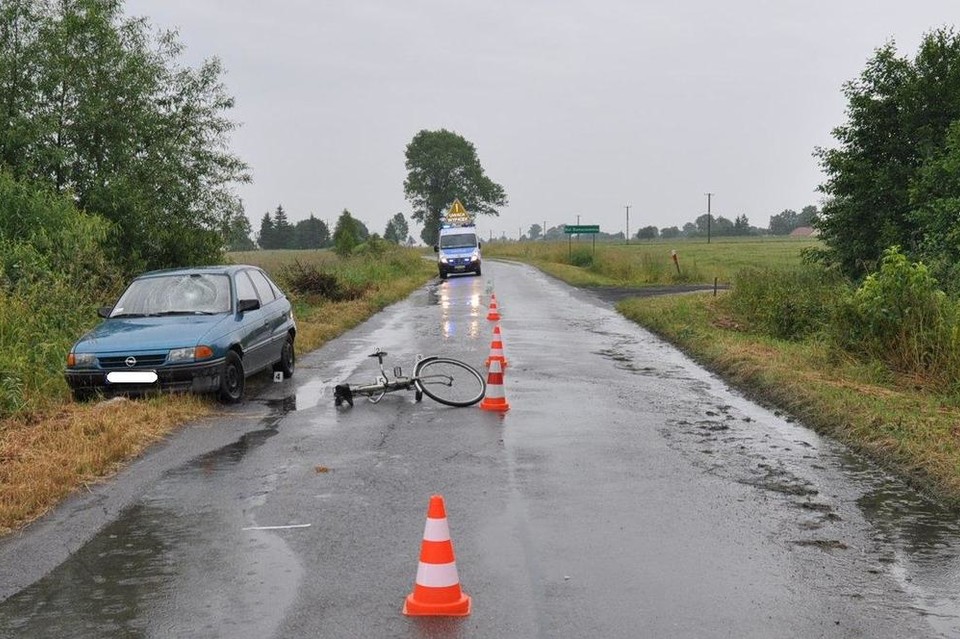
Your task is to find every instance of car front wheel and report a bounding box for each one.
[273,334,295,379]
[219,351,245,403]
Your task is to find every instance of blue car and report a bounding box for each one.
[65,265,296,403]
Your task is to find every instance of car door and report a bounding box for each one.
[234,270,271,374]
[246,268,286,366]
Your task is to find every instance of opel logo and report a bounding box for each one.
[125,356,137,368]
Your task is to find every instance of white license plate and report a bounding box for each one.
[106,371,159,384]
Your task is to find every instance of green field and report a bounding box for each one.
[483,237,822,286]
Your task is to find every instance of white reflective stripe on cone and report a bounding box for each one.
[415,561,460,588]
[423,518,451,542]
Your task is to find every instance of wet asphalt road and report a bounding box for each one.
[2,260,960,637]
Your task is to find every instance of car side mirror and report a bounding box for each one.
[477,241,482,248]
[433,245,439,253]
[97,306,113,319]
[237,298,261,313]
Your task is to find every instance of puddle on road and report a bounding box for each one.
[659,394,960,634]
[0,387,308,636]
[0,497,302,637]
[591,333,960,634]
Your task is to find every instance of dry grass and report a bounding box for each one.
[0,249,436,536]
[0,395,212,534]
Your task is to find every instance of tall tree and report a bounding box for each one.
[733,214,752,236]
[0,0,249,272]
[527,223,542,240]
[294,214,329,249]
[271,204,294,248]
[332,209,359,256]
[403,129,507,245]
[637,225,659,240]
[816,28,960,277]
[769,209,799,235]
[222,210,255,251]
[383,212,408,244]
[798,205,818,227]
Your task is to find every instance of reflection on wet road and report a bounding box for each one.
[3,263,960,637]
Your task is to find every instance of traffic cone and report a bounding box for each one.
[484,323,508,369]
[486,294,501,321]
[479,359,510,412]
[403,495,472,617]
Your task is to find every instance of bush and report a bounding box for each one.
[830,246,960,385]
[0,174,121,415]
[726,264,845,340]
[568,247,594,267]
[278,260,366,301]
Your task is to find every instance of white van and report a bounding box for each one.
[434,225,481,279]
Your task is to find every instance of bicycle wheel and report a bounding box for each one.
[413,357,486,407]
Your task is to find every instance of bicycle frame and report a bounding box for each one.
[334,350,425,406]
[333,349,486,408]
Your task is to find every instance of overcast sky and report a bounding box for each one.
[125,0,958,241]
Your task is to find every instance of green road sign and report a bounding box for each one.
[563,225,600,234]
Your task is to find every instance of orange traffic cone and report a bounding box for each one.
[486,294,501,321]
[403,495,472,617]
[479,359,510,412]
[484,322,508,369]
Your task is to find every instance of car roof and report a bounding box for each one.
[135,265,261,279]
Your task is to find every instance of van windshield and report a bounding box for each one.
[439,233,478,249]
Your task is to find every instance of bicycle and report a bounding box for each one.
[333,348,486,408]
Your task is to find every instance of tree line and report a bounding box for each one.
[252,206,412,254]
[516,205,819,242]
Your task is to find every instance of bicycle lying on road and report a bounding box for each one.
[333,349,486,408]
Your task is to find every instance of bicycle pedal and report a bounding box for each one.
[394,366,402,378]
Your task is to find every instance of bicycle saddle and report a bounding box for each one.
[368,350,387,358]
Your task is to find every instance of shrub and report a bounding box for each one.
[568,247,594,267]
[0,174,121,415]
[830,246,960,385]
[726,264,845,340]
[278,260,366,301]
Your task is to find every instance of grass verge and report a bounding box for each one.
[618,293,960,505]
[0,248,436,536]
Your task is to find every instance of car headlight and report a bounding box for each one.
[439,256,449,263]
[470,250,480,261]
[167,346,214,363]
[67,352,96,368]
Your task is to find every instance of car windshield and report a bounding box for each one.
[110,273,232,317]
[439,233,477,249]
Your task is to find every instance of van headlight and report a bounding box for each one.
[439,256,449,263]
[470,250,480,261]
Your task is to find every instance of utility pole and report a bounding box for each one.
[625,204,631,244]
[705,193,713,244]
[543,220,547,240]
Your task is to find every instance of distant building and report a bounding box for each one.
[790,226,819,237]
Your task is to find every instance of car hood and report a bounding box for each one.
[439,247,478,255]
[73,315,229,353]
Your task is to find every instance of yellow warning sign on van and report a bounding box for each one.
[445,198,472,225]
